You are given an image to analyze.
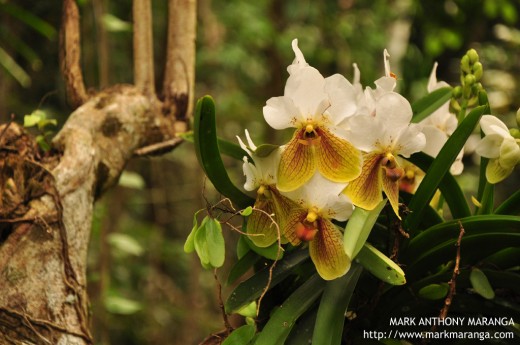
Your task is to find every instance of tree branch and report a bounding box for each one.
[163,0,197,131]
[60,0,89,108]
[133,0,156,96]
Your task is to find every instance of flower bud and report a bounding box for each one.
[473,62,483,81]
[450,99,461,113]
[467,49,479,64]
[452,86,462,98]
[464,74,476,86]
[461,55,471,74]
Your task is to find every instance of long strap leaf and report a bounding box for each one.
[254,274,326,345]
[406,105,486,232]
[411,87,452,123]
[312,264,362,345]
[194,96,255,208]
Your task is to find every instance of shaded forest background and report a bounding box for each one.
[0,0,519,344]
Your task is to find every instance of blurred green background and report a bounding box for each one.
[0,0,519,344]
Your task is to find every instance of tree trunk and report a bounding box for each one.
[0,86,176,344]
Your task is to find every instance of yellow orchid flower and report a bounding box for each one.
[282,173,353,280]
[263,39,362,192]
[342,50,426,217]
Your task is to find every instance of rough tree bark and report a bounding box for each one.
[0,0,196,343]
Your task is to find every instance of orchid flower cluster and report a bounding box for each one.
[238,39,520,281]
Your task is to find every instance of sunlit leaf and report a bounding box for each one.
[102,13,132,32]
[118,171,146,189]
[105,295,142,315]
[355,243,406,285]
[108,233,144,256]
[206,217,225,268]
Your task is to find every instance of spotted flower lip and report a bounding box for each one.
[282,173,353,280]
[475,115,520,184]
[342,50,426,217]
[263,39,362,192]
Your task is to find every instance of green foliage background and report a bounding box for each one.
[0,0,519,344]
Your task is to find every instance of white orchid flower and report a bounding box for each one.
[263,39,362,192]
[475,115,520,183]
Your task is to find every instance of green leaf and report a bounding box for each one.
[418,283,449,300]
[255,144,280,158]
[403,215,520,262]
[481,247,520,269]
[108,233,144,256]
[206,218,226,268]
[406,233,520,280]
[194,96,254,209]
[411,87,453,123]
[184,210,203,253]
[24,111,45,127]
[102,13,132,32]
[237,301,257,318]
[495,189,520,215]
[227,250,260,286]
[194,216,210,266]
[406,152,470,221]
[355,243,406,285]
[225,249,309,314]
[470,268,495,299]
[241,206,253,216]
[312,264,362,345]
[254,274,326,345]
[35,135,51,152]
[0,46,31,87]
[0,3,57,39]
[344,200,386,260]
[118,171,146,189]
[406,105,486,232]
[104,295,142,315]
[37,118,57,131]
[222,325,256,345]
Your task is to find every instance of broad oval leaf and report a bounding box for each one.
[206,218,226,268]
[470,268,495,300]
[418,283,449,300]
[222,325,256,345]
[355,243,406,285]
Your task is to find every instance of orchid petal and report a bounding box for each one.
[244,129,257,151]
[248,199,278,247]
[287,39,309,74]
[282,208,307,246]
[325,74,357,124]
[383,49,391,77]
[277,134,317,192]
[242,157,259,191]
[345,115,383,152]
[395,124,426,158]
[427,62,450,92]
[486,158,514,184]
[343,152,384,210]
[421,125,447,158]
[382,171,401,218]
[376,92,413,125]
[263,96,300,130]
[475,134,502,158]
[284,67,328,118]
[480,115,509,136]
[316,128,362,183]
[309,219,351,280]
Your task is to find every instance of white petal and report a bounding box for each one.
[236,135,253,157]
[287,39,309,74]
[353,63,361,86]
[325,74,357,124]
[345,115,382,152]
[263,96,300,130]
[284,67,328,118]
[450,149,464,175]
[242,157,260,191]
[375,92,413,126]
[383,49,391,77]
[475,134,503,158]
[480,115,509,137]
[395,124,426,157]
[324,193,353,222]
[374,76,396,92]
[254,148,281,185]
[421,125,447,158]
[244,129,257,151]
[427,62,450,92]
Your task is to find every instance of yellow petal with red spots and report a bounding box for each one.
[316,128,362,183]
[343,152,384,210]
[382,167,402,219]
[277,132,317,192]
[282,208,308,246]
[271,188,298,235]
[247,199,278,247]
[309,219,351,280]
